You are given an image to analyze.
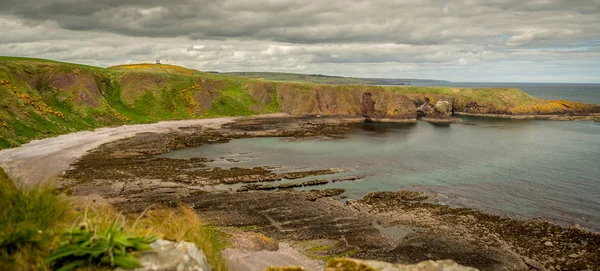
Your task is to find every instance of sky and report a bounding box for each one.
[1,0,599,83]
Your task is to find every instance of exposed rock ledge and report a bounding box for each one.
[322,258,477,271]
[117,239,211,271]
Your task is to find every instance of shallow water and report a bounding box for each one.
[162,118,600,231]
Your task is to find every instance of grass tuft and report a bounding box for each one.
[0,168,70,270]
[130,205,229,271]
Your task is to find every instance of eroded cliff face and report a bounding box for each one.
[361,90,417,121]
[11,65,107,108]
[275,84,418,122]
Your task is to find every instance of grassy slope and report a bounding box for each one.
[1,57,597,149]
[0,58,265,148]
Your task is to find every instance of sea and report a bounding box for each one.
[162,83,600,231]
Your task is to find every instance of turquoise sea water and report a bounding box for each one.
[162,83,600,231]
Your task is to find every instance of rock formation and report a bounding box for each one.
[117,239,212,271]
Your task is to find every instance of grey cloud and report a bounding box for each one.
[1,1,599,82]
[0,0,599,47]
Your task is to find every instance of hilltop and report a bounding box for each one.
[223,71,448,85]
[1,56,599,149]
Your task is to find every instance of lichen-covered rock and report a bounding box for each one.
[412,94,454,119]
[434,100,453,117]
[264,267,306,271]
[252,234,280,251]
[117,239,211,271]
[325,258,479,271]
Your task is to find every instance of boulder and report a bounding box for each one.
[117,239,211,271]
[411,94,455,119]
[434,100,453,117]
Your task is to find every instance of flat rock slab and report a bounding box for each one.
[117,239,211,271]
[223,243,324,271]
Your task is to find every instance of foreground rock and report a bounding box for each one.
[117,239,211,271]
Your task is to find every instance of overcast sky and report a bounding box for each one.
[1,0,599,82]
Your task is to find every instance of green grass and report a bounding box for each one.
[0,56,105,72]
[297,240,359,261]
[224,71,449,85]
[0,168,229,271]
[0,168,70,271]
[206,84,260,117]
[224,72,371,84]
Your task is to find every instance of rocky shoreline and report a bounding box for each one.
[455,112,600,121]
[54,115,600,271]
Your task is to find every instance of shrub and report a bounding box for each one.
[45,220,157,271]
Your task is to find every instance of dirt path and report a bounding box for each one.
[0,116,252,186]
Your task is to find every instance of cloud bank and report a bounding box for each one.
[1,0,599,82]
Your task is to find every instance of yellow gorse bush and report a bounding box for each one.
[6,83,66,120]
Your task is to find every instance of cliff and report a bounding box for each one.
[1,57,598,149]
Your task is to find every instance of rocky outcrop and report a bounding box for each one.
[248,82,276,105]
[277,83,417,122]
[46,71,105,108]
[193,78,222,112]
[370,91,417,121]
[9,64,107,108]
[410,94,455,119]
[117,239,211,271]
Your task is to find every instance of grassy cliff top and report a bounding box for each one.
[109,63,205,76]
[224,71,449,85]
